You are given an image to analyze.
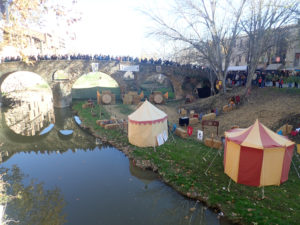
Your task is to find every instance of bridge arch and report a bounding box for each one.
[71,71,122,102]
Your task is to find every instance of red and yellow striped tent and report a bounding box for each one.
[224,119,295,186]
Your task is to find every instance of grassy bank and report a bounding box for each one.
[72,101,300,225]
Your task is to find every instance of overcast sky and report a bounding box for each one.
[65,0,172,58]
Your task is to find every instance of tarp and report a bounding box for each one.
[227,65,247,71]
[224,119,294,186]
[128,100,168,147]
[265,63,282,71]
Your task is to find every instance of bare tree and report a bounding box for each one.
[0,0,81,62]
[142,0,246,93]
[241,0,300,93]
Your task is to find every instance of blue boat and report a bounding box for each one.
[39,124,54,136]
[74,116,82,125]
[59,130,74,136]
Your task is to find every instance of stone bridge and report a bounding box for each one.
[0,60,213,108]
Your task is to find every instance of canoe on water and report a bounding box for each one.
[74,116,82,125]
[39,124,55,136]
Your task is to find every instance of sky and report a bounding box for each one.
[64,0,172,58]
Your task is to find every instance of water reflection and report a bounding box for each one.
[0,107,96,153]
[1,165,66,225]
[3,90,55,136]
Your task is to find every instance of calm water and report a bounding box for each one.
[0,92,229,225]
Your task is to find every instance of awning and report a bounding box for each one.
[265,64,282,71]
[227,65,247,71]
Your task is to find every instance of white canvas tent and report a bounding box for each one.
[128,100,168,147]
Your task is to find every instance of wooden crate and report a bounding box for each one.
[189,117,199,125]
[175,127,188,138]
[202,113,216,121]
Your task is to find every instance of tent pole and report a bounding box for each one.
[227,179,232,192]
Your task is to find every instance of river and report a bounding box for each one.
[0,91,230,225]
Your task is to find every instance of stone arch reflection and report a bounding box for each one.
[1,71,55,136]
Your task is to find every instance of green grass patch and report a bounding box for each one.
[72,101,300,225]
[114,104,134,115]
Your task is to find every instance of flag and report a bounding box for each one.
[97,90,101,104]
[164,92,168,99]
[139,91,144,99]
[187,126,193,136]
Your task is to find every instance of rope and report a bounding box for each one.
[287,149,300,179]
[204,150,219,176]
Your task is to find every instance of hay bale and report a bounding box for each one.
[212,140,223,149]
[204,138,222,149]
[82,103,89,109]
[287,125,293,135]
[104,123,121,129]
[123,94,133,104]
[223,105,233,112]
[132,95,141,105]
[175,127,188,138]
[204,138,213,147]
[202,113,216,121]
[277,124,293,136]
[189,117,199,125]
[180,109,187,116]
[96,120,108,126]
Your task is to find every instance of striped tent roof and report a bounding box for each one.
[128,100,167,125]
[225,119,294,149]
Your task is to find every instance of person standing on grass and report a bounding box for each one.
[279,77,283,88]
[258,76,262,88]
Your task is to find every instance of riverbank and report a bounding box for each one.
[72,101,300,225]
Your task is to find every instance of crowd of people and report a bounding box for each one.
[0,53,203,69]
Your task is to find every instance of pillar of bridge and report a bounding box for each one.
[51,81,72,108]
